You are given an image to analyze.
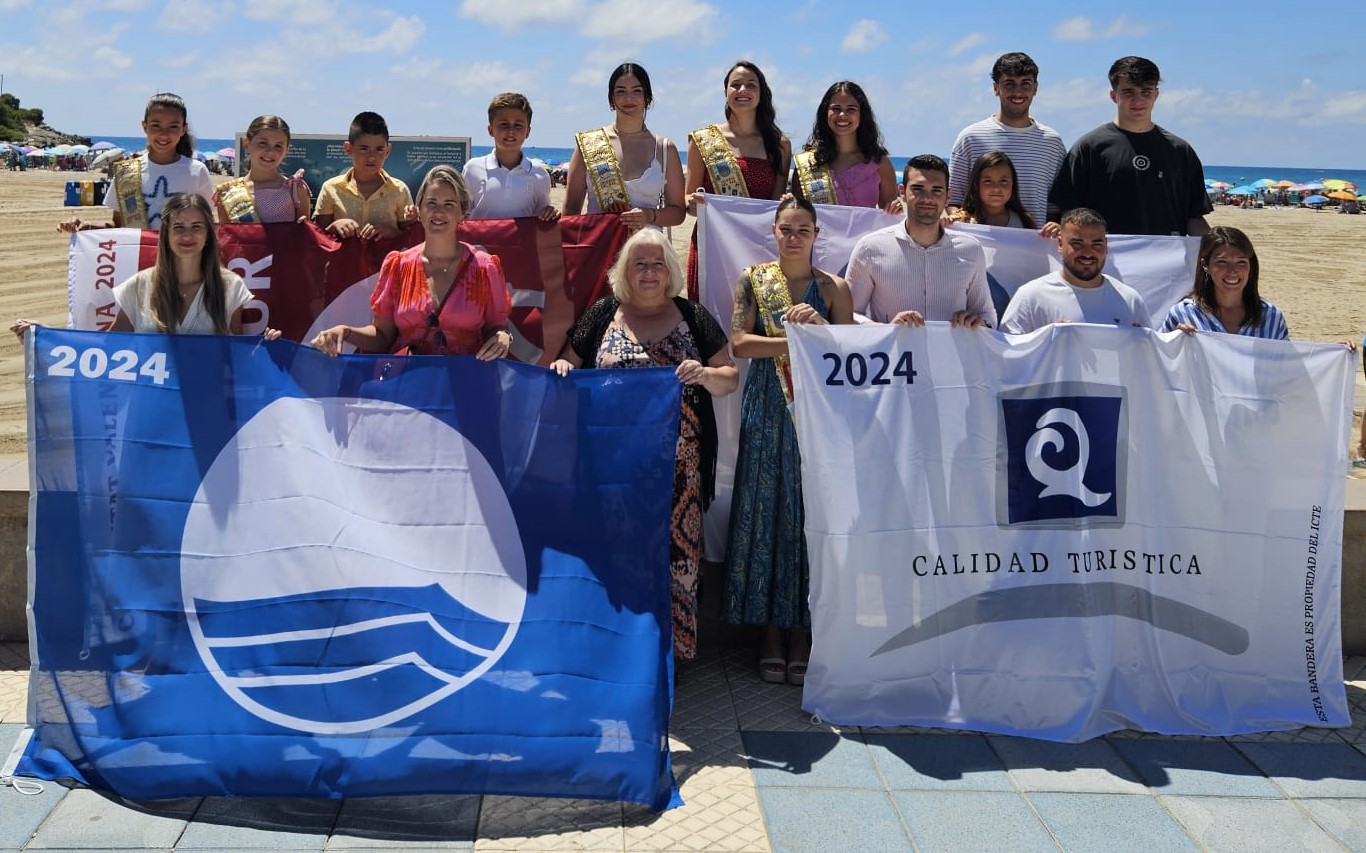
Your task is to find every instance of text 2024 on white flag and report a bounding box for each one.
[788,322,1352,741]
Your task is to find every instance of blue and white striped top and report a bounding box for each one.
[1160,297,1289,340]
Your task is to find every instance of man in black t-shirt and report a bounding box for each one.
[1049,56,1211,237]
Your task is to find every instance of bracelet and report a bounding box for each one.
[648,208,656,224]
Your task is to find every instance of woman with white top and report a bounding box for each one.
[564,62,686,231]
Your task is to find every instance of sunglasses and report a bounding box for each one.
[426,311,448,351]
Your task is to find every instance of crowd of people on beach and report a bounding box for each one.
[12,51,1355,686]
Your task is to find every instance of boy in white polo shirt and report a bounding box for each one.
[463,93,560,221]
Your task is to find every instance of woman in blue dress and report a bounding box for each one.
[722,196,853,685]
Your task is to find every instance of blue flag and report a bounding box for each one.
[16,327,681,809]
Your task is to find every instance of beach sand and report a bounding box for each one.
[1,168,1363,455]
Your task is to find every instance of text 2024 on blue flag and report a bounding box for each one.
[16,327,681,809]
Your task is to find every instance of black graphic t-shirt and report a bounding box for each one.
[1049,122,1212,237]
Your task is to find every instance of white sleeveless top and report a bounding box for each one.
[587,135,668,213]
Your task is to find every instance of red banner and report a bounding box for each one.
[70,216,629,364]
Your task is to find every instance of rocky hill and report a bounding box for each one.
[23,123,91,148]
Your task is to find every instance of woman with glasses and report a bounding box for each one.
[310,165,512,358]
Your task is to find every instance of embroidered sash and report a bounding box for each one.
[793,150,835,205]
[689,124,748,197]
[111,158,148,229]
[576,128,630,211]
[216,178,258,223]
[746,262,798,406]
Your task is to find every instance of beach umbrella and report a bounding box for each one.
[1322,179,1353,190]
[1208,181,1231,189]
[202,151,220,160]
[1251,178,1277,188]
[1327,190,1357,201]
[19,145,35,154]
[70,144,89,154]
[216,147,236,159]
[89,147,124,169]
[1300,181,1325,191]
[1275,180,1295,188]
[1303,195,1328,205]
[90,141,116,151]
[1227,186,1257,196]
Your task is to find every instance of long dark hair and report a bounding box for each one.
[724,61,783,175]
[151,194,230,334]
[961,151,1037,229]
[144,92,195,158]
[608,62,654,110]
[1191,226,1263,328]
[804,81,887,168]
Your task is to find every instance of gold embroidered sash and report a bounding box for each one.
[216,178,258,223]
[689,124,748,197]
[111,158,148,229]
[575,127,630,211]
[746,262,797,405]
[793,150,835,205]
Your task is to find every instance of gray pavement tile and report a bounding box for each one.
[25,788,199,849]
[1343,656,1366,681]
[1108,739,1281,798]
[741,731,880,790]
[327,795,478,849]
[863,733,1015,792]
[473,796,621,851]
[1026,792,1197,852]
[175,797,338,849]
[0,772,67,850]
[1297,797,1366,849]
[1160,795,1344,852]
[988,735,1146,794]
[755,788,909,852]
[671,674,739,730]
[892,790,1056,852]
[1234,742,1366,798]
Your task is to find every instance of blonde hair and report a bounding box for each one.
[417,164,472,211]
[608,228,683,304]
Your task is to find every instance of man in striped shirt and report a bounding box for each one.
[846,155,996,329]
[948,52,1066,233]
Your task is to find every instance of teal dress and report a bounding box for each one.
[722,275,827,629]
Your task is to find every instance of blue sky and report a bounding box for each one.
[2,0,1363,168]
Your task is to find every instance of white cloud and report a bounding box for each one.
[1052,15,1157,42]
[457,0,582,30]
[242,0,335,25]
[842,19,885,54]
[161,51,202,69]
[947,33,988,58]
[0,0,33,10]
[156,0,230,34]
[352,15,425,52]
[580,0,716,43]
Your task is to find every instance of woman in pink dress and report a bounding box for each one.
[685,60,791,300]
[792,81,899,211]
[310,165,512,359]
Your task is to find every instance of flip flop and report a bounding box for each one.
[786,660,808,686]
[759,657,787,684]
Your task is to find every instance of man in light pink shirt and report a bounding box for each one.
[846,154,996,328]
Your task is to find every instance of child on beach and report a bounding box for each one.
[463,93,559,221]
[58,92,215,233]
[953,150,1041,230]
[313,111,413,240]
[214,115,312,224]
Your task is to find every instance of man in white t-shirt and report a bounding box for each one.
[1000,207,1149,334]
[948,52,1066,233]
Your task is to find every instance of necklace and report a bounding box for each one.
[424,251,460,275]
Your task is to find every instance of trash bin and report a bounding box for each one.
[64,180,83,206]
[92,179,110,205]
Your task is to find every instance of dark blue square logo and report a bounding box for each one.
[998,385,1125,527]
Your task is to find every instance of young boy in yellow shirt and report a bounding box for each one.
[313,111,414,240]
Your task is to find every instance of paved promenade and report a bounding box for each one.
[2,640,1365,852]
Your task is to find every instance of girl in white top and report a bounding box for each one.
[14,194,279,341]
[59,92,215,233]
[564,62,686,230]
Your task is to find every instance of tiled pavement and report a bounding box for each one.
[2,645,1366,852]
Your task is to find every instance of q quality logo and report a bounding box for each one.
[998,384,1126,527]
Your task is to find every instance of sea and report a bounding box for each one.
[88,136,1366,187]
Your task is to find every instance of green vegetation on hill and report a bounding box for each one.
[0,93,44,142]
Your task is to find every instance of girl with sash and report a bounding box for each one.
[722,196,851,686]
[685,60,791,300]
[59,93,214,233]
[564,63,686,231]
[793,81,899,211]
[213,115,312,224]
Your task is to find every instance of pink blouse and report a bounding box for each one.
[370,242,510,355]
[834,159,883,208]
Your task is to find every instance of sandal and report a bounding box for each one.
[759,657,787,684]
[786,660,808,686]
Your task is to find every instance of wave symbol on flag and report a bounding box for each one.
[181,396,528,735]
